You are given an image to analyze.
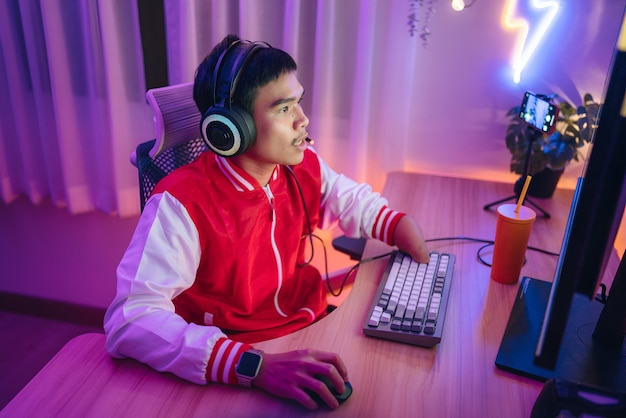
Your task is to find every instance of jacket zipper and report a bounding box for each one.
[264,185,275,220]
[263,185,287,317]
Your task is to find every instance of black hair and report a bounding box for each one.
[193,35,297,116]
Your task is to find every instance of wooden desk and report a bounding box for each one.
[2,173,616,418]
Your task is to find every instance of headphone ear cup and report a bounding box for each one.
[200,105,256,157]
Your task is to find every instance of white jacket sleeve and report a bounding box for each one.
[103,192,236,385]
[317,154,404,245]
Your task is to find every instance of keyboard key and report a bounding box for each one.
[368,306,383,327]
[411,321,423,333]
[383,261,401,295]
[363,251,455,347]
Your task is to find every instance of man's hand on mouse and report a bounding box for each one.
[252,349,349,410]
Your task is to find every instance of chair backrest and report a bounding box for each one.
[133,83,207,212]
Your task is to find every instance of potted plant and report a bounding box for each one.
[504,93,601,198]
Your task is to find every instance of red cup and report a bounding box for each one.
[490,204,537,284]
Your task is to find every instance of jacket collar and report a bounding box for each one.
[215,154,279,192]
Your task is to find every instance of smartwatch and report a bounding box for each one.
[235,348,263,387]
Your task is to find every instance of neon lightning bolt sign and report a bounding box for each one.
[503,0,560,83]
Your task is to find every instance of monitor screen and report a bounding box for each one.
[496,10,626,390]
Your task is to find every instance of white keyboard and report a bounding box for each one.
[363,251,455,347]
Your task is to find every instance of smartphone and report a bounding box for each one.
[518,92,559,134]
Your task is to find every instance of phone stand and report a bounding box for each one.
[484,129,551,218]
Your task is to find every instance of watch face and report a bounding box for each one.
[237,351,262,377]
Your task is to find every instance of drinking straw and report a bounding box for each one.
[515,175,532,213]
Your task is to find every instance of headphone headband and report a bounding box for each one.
[201,40,270,157]
[212,40,269,109]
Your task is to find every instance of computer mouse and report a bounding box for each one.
[304,375,353,408]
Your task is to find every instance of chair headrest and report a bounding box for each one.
[145,82,201,159]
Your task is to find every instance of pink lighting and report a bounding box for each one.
[502,0,560,83]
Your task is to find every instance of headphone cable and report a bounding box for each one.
[281,167,560,297]
[285,165,316,267]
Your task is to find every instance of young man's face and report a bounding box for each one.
[241,71,310,170]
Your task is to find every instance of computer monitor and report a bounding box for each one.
[495,11,626,391]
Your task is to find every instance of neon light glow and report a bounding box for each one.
[502,0,560,83]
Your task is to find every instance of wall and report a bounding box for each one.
[0,1,624,310]
[396,1,623,191]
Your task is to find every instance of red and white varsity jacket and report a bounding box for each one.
[104,148,405,386]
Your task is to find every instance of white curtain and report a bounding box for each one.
[0,0,152,216]
[1,0,620,217]
[164,0,424,194]
[162,0,624,195]
[0,0,424,217]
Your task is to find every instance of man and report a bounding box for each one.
[104,34,429,410]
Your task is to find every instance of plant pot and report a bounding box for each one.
[514,168,564,199]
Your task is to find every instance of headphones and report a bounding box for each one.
[200,40,269,157]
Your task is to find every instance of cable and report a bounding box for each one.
[477,242,495,267]
[596,283,608,304]
[425,236,559,267]
[326,251,394,297]
[325,236,561,297]
[283,166,561,297]
[427,236,495,266]
[285,165,316,267]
